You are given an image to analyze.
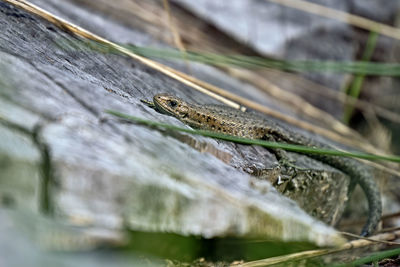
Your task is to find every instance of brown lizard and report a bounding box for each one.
[147,93,382,236]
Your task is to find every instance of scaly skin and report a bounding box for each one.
[151,93,382,236]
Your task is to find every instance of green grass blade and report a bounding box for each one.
[330,247,400,267]
[106,110,400,163]
[55,39,400,76]
[123,45,400,77]
[343,31,378,123]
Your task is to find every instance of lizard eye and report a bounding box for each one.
[168,100,178,108]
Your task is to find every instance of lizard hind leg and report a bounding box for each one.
[273,148,309,173]
[261,134,307,173]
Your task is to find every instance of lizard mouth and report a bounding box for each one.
[153,101,174,116]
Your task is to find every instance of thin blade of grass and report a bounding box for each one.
[124,45,400,76]
[241,230,400,266]
[343,31,378,123]
[330,247,400,267]
[106,110,400,163]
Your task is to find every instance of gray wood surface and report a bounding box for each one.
[0,2,352,263]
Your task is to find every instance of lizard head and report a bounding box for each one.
[153,93,189,119]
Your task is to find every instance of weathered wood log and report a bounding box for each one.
[0,1,350,257]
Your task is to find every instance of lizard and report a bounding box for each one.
[145,93,382,237]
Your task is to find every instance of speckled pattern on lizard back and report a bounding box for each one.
[151,93,382,236]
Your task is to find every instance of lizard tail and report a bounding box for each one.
[357,168,382,237]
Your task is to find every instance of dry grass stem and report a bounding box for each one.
[267,0,400,40]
